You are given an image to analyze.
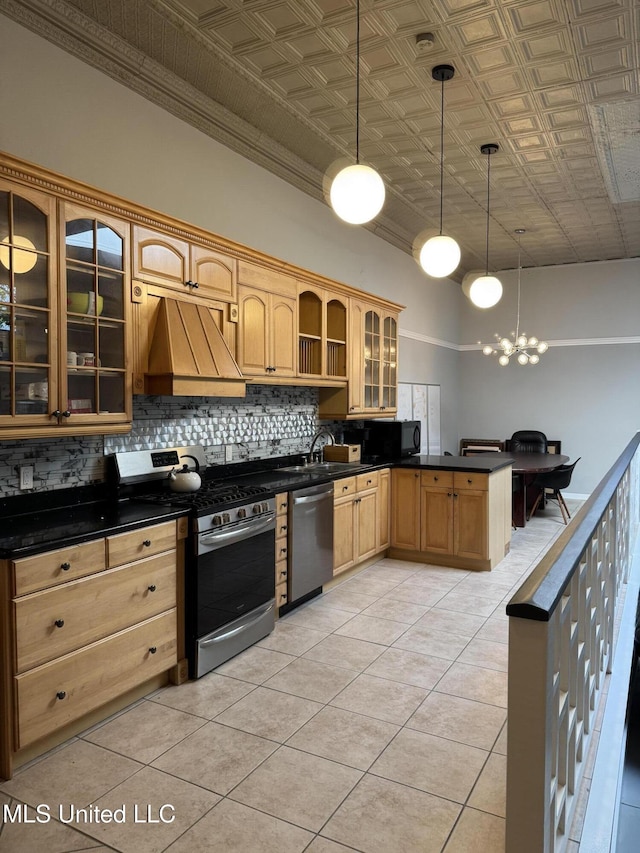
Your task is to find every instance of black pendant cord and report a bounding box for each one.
[485,151,492,275]
[439,76,444,235]
[355,0,360,165]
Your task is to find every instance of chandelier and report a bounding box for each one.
[481,229,549,366]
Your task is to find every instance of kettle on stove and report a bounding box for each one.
[168,454,201,492]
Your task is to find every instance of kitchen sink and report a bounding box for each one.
[279,462,366,474]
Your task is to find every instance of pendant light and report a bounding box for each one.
[418,64,461,278]
[469,143,503,309]
[329,0,385,225]
[481,229,548,365]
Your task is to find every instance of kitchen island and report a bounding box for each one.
[389,454,513,571]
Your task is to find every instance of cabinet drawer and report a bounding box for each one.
[357,471,379,492]
[107,521,176,568]
[15,610,177,748]
[454,472,489,491]
[421,470,453,488]
[276,539,288,562]
[276,517,289,539]
[276,581,288,608]
[275,558,288,587]
[334,477,357,497]
[13,540,106,596]
[15,551,177,673]
[276,493,289,516]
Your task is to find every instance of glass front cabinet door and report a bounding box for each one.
[0,184,131,437]
[62,204,130,429]
[363,308,397,415]
[0,182,57,432]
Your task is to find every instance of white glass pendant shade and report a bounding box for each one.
[498,354,509,366]
[482,344,493,355]
[0,235,38,273]
[419,234,461,278]
[469,274,503,309]
[529,354,540,364]
[537,341,548,354]
[517,352,528,365]
[330,164,385,225]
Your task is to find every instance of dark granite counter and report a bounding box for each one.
[0,501,187,559]
[395,454,514,474]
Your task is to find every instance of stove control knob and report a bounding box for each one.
[222,512,231,524]
[212,515,223,526]
[252,504,262,515]
[237,508,247,519]
[262,501,270,513]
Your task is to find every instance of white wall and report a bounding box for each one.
[458,260,640,494]
[0,14,461,451]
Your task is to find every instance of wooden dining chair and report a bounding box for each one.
[528,458,581,524]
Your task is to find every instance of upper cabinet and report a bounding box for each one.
[0,181,130,438]
[236,261,297,379]
[319,298,399,419]
[298,286,347,382]
[132,225,236,303]
[61,203,131,428]
[0,182,57,435]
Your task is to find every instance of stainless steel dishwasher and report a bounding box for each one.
[289,482,334,603]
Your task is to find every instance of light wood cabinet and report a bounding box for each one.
[390,466,511,571]
[275,492,289,611]
[0,184,131,437]
[297,285,347,381]
[333,471,382,576]
[132,225,236,303]
[1,519,185,778]
[377,468,391,551]
[237,261,297,379]
[319,299,399,419]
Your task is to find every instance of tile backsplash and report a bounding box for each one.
[0,387,326,497]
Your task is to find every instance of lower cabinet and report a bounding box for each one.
[0,518,186,779]
[390,467,511,570]
[333,470,388,576]
[275,492,289,611]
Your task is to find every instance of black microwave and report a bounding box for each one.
[363,420,421,459]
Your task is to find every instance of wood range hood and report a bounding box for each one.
[145,298,246,397]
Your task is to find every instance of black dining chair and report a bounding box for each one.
[528,458,581,525]
[508,430,548,454]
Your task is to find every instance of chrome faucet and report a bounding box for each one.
[308,428,335,464]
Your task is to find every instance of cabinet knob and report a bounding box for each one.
[143,539,151,547]
[147,584,157,592]
[434,476,439,481]
[60,562,71,571]
[448,492,453,497]
[467,478,473,484]
[185,280,199,289]
[279,570,287,578]
[343,485,349,491]
[62,411,71,418]
[51,410,61,419]
[148,646,157,655]
[56,691,66,701]
[454,493,458,498]
[54,619,65,628]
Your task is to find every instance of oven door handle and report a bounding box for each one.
[199,512,275,550]
[199,601,275,647]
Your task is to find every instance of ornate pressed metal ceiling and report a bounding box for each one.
[3,0,639,279]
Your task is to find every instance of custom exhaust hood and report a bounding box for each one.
[144,297,246,397]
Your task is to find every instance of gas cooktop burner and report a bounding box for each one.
[135,480,272,513]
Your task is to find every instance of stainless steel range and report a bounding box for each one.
[112,446,276,679]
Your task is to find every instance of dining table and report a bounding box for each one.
[487,451,570,527]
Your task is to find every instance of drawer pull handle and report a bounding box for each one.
[468,478,472,484]
[149,646,157,655]
[343,485,349,491]
[56,691,66,701]
[148,584,157,592]
[434,476,439,481]
[279,570,287,578]
[280,525,287,532]
[143,539,152,547]
[54,619,65,628]
[60,562,71,571]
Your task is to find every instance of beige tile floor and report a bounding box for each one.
[0,501,578,853]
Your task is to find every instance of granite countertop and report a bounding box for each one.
[0,501,187,559]
[396,454,514,474]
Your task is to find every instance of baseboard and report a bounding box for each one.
[563,492,590,501]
